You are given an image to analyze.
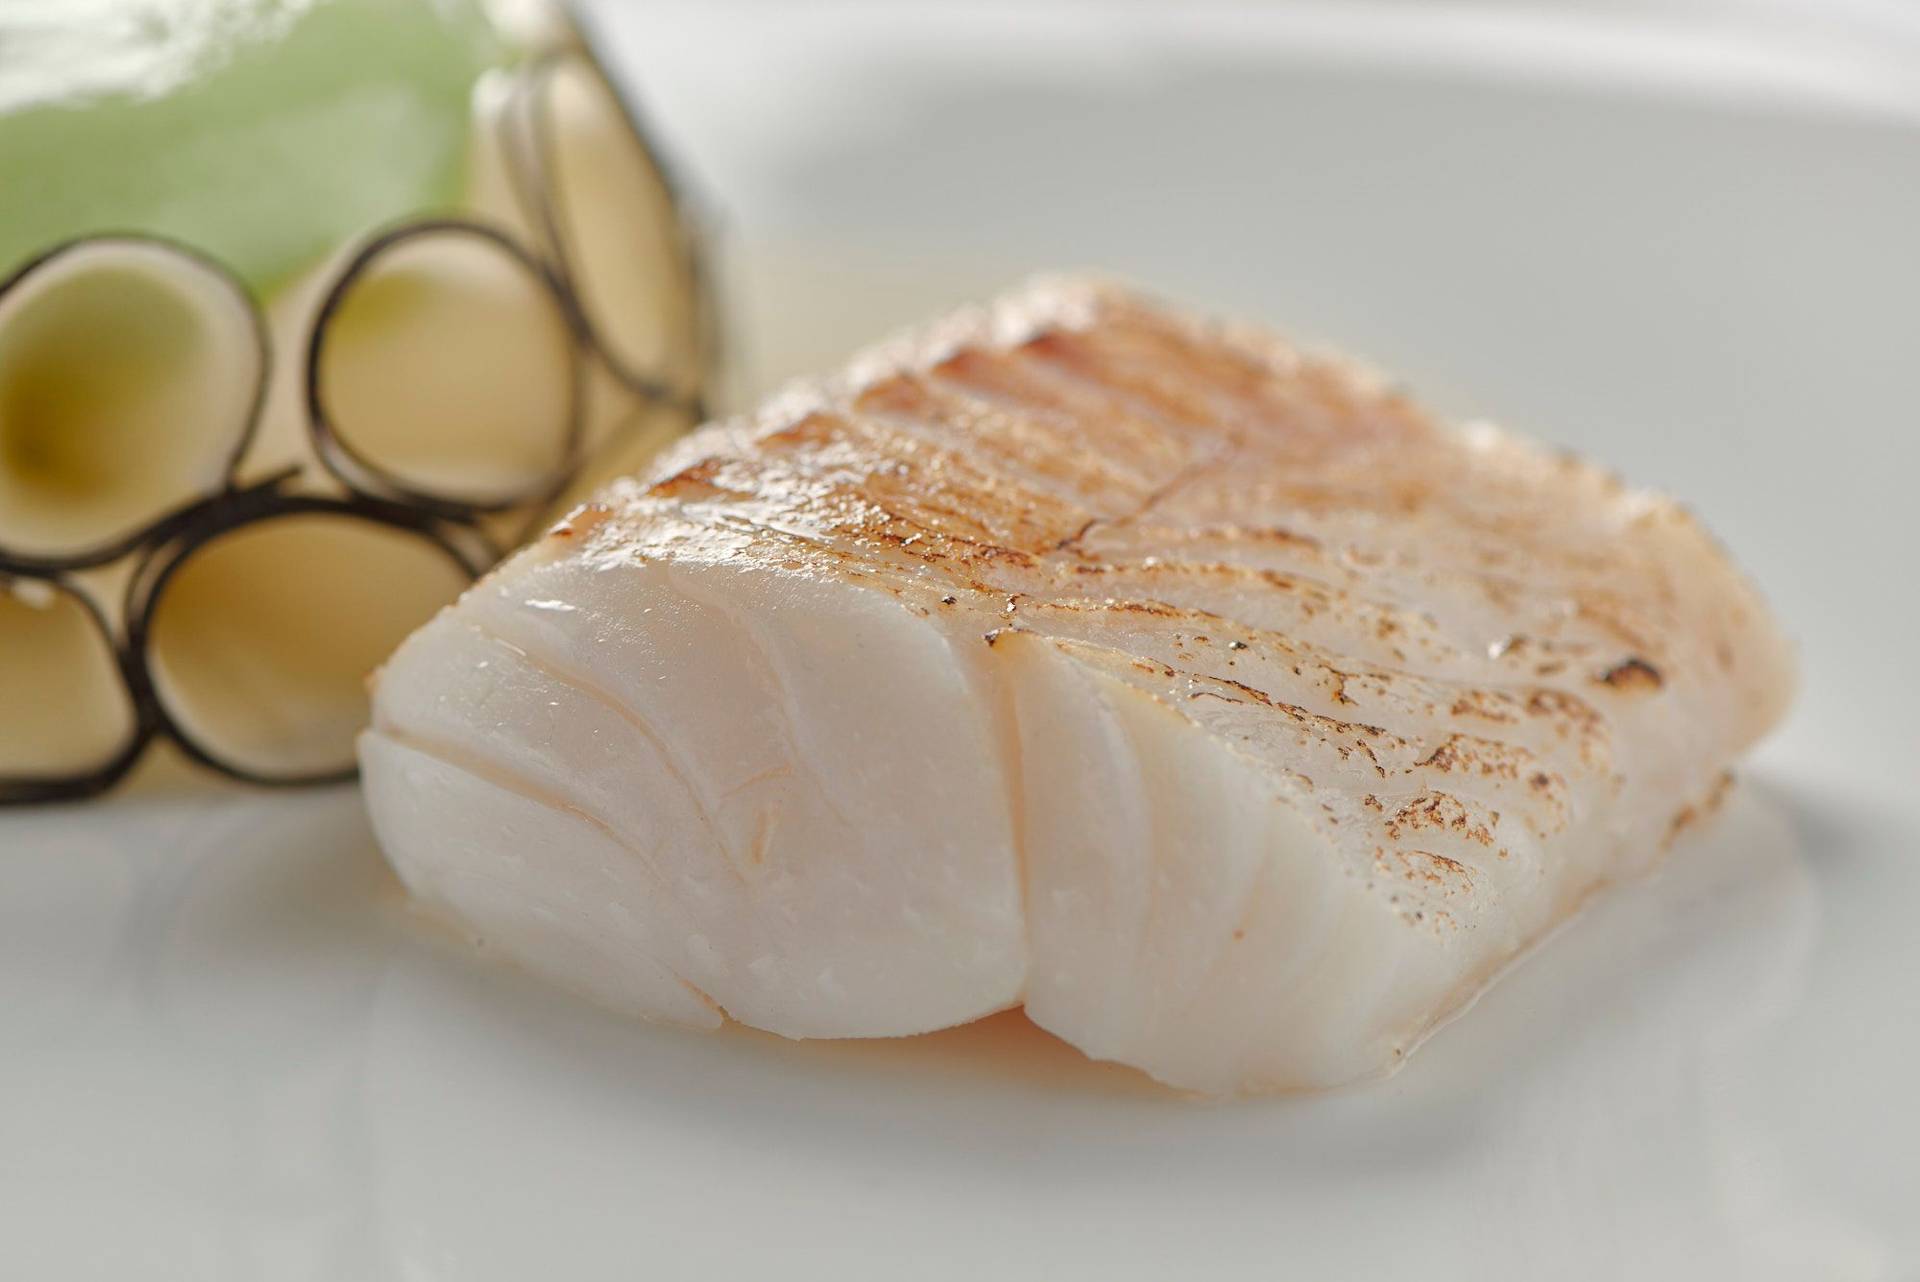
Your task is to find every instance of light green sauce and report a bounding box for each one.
[0,0,512,293]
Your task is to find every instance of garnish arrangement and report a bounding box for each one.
[0,2,713,802]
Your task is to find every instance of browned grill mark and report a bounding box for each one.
[1418,733,1541,784]
[1377,848,1475,896]
[1186,674,1393,739]
[1448,690,1519,724]
[548,500,613,543]
[1598,656,1664,692]
[1666,770,1736,844]
[1386,792,1496,847]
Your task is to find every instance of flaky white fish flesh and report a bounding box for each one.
[359,279,1793,1094]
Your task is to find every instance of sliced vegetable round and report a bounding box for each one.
[0,575,144,801]
[0,237,265,569]
[525,54,702,399]
[309,220,580,512]
[139,503,478,784]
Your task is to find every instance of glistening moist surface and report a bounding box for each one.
[360,279,1792,1094]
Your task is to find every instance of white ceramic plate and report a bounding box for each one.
[6,4,1918,1276]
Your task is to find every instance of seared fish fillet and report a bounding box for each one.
[360,279,1792,1094]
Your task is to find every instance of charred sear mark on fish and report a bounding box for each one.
[1598,656,1664,692]
[1386,792,1497,848]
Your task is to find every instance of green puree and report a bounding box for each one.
[0,0,511,294]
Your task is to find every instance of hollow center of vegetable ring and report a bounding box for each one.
[0,582,136,777]
[316,228,575,507]
[145,512,472,780]
[0,249,258,560]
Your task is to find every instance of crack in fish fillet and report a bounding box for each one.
[465,621,752,892]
